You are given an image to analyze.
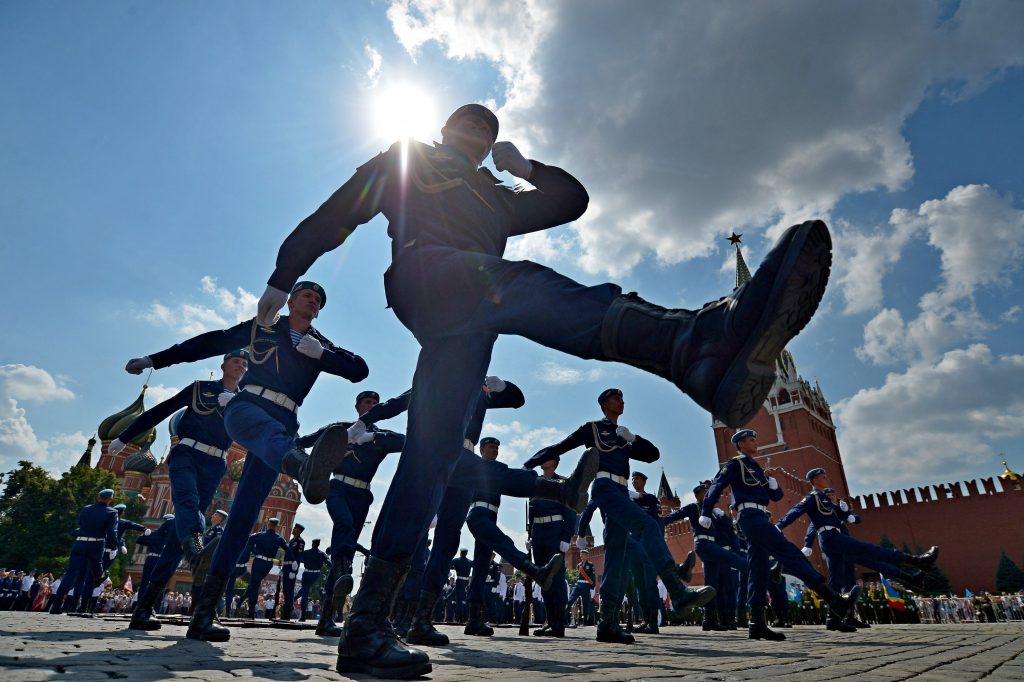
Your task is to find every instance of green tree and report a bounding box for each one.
[879,533,895,549]
[996,550,1024,593]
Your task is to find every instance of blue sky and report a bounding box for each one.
[2,1,1023,559]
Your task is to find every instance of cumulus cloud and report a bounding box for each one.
[0,365,85,474]
[0,364,75,403]
[365,44,383,87]
[834,344,1024,490]
[143,276,257,336]
[386,1,1024,275]
[537,361,603,385]
[480,420,565,466]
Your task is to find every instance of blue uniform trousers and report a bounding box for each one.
[735,550,749,621]
[297,570,320,618]
[567,581,595,624]
[325,480,373,566]
[624,536,660,613]
[168,444,228,542]
[54,542,104,609]
[452,580,469,621]
[592,478,675,604]
[695,538,746,617]
[137,553,162,596]
[247,557,275,613]
[720,560,739,623]
[768,573,789,622]
[466,508,530,603]
[282,567,298,618]
[400,540,430,601]
[737,510,824,614]
[820,529,903,591]
[225,563,248,614]
[371,247,619,564]
[209,400,295,578]
[533,538,568,625]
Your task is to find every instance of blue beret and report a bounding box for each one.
[692,483,708,495]
[479,437,500,447]
[294,523,305,531]
[223,349,249,362]
[806,467,826,481]
[290,281,326,308]
[268,517,280,524]
[113,504,127,512]
[598,388,623,404]
[731,429,757,444]
[356,391,380,403]
[97,489,114,498]
[163,514,175,521]
[631,471,647,480]
[446,103,499,142]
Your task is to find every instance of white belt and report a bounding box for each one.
[694,534,715,542]
[332,473,370,489]
[817,525,840,534]
[304,569,320,574]
[179,438,227,459]
[533,515,563,524]
[596,471,628,486]
[471,501,500,513]
[457,576,470,581]
[737,502,768,513]
[244,385,298,412]
[76,536,104,542]
[464,438,475,452]
[255,554,276,562]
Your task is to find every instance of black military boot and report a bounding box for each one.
[749,609,786,641]
[902,546,940,571]
[336,556,431,679]
[702,609,728,632]
[600,220,832,427]
[463,603,494,636]
[332,558,355,612]
[815,583,861,621]
[638,607,659,634]
[128,581,165,631]
[317,609,342,637]
[847,614,871,629]
[180,532,204,574]
[524,554,565,591]
[405,590,449,646]
[596,602,635,644]
[281,426,350,504]
[48,595,65,615]
[532,447,599,513]
[678,551,696,583]
[769,561,783,584]
[721,608,738,630]
[826,615,857,632]
[186,572,231,642]
[661,566,716,614]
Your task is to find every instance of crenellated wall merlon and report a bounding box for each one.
[853,475,1022,511]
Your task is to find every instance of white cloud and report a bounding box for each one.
[386,1,1024,276]
[537,361,603,385]
[145,384,181,406]
[144,276,257,336]
[0,365,85,475]
[834,344,1024,491]
[504,230,573,264]
[364,44,383,87]
[0,364,75,403]
[480,420,565,466]
[1002,305,1021,323]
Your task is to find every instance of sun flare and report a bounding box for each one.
[369,83,439,143]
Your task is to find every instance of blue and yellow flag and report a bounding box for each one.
[880,575,905,611]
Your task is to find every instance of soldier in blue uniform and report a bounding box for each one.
[701,430,859,641]
[789,471,938,626]
[528,456,578,638]
[124,281,368,641]
[463,437,565,637]
[49,489,118,615]
[258,101,833,679]
[528,388,714,644]
[449,549,472,624]
[118,350,248,631]
[104,504,147,575]
[245,518,294,619]
[224,542,251,618]
[135,514,175,598]
[664,481,746,632]
[567,549,597,626]
[624,471,663,634]
[204,509,228,543]
[279,523,306,621]
[297,538,331,622]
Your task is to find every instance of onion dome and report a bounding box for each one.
[125,447,158,474]
[227,457,245,482]
[168,409,185,439]
[97,386,157,447]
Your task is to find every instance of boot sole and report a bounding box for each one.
[302,426,350,504]
[336,659,432,679]
[333,574,354,611]
[127,622,161,631]
[714,220,832,427]
[566,448,600,512]
[405,633,449,647]
[674,586,716,612]
[191,535,219,586]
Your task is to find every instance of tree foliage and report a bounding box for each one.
[996,550,1024,593]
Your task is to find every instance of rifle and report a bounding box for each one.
[519,499,533,636]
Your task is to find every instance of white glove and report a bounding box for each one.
[713,508,725,518]
[847,514,857,524]
[615,426,636,443]
[108,438,127,456]
[491,141,533,179]
[218,391,235,407]
[576,537,587,550]
[143,529,152,536]
[125,356,153,375]
[347,420,368,444]
[257,285,289,327]
[107,548,117,559]
[120,545,128,555]
[559,541,571,553]
[801,546,813,558]
[767,476,779,490]
[698,515,712,529]
[839,500,850,512]
[353,431,375,445]
[292,561,299,570]
[296,334,324,359]
[483,375,507,392]
[628,489,640,500]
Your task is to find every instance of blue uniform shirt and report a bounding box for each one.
[249,530,292,562]
[299,548,331,572]
[204,524,225,543]
[777,489,845,533]
[298,423,405,483]
[525,418,659,478]
[115,517,147,545]
[137,518,175,555]
[450,556,472,578]
[634,491,660,520]
[664,502,701,531]
[75,503,118,550]
[147,316,368,434]
[576,560,597,587]
[117,380,234,451]
[702,453,783,515]
[529,473,578,544]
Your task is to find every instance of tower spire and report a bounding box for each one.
[727,232,752,288]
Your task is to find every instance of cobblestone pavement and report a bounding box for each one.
[2,613,1023,681]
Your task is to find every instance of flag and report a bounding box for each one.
[787,582,802,603]
[880,575,905,611]
[122,575,133,594]
[965,588,974,598]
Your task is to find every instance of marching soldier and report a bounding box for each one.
[135,514,175,597]
[224,543,252,618]
[567,549,597,626]
[244,518,294,619]
[297,539,331,622]
[49,489,118,614]
[104,504,147,575]
[204,509,228,543]
[528,456,578,637]
[279,523,306,620]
